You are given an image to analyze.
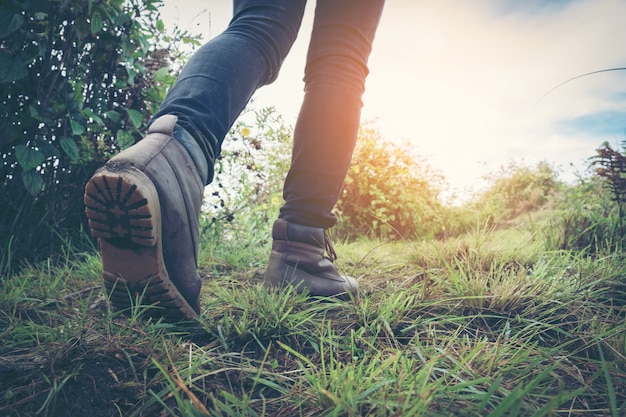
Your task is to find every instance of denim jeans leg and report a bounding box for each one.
[153,0,307,184]
[279,0,386,229]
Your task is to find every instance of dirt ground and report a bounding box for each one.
[1,354,149,417]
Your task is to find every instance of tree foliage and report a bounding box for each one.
[0,0,200,274]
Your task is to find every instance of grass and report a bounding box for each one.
[1,214,626,416]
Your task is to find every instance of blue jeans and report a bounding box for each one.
[154,0,385,228]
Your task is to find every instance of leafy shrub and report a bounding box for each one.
[543,175,622,253]
[465,160,562,227]
[201,107,292,251]
[590,140,626,235]
[335,126,445,240]
[544,142,626,254]
[0,0,199,274]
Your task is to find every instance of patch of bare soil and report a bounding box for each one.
[0,355,147,417]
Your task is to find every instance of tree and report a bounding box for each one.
[0,0,200,274]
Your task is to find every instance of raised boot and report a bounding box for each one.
[264,219,358,298]
[84,115,208,320]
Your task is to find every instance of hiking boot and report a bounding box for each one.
[84,115,208,320]
[264,219,358,298]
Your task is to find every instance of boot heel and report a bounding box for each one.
[84,167,159,247]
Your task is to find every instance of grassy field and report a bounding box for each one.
[1,210,626,416]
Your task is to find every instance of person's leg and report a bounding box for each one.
[265,0,385,297]
[154,0,307,184]
[281,0,385,228]
[85,0,306,320]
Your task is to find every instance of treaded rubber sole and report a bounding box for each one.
[84,166,197,320]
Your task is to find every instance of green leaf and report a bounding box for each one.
[138,34,150,54]
[91,12,103,35]
[15,145,45,171]
[0,121,20,146]
[0,51,27,82]
[125,109,143,129]
[82,108,103,124]
[116,129,135,150]
[126,67,137,84]
[156,19,165,32]
[114,13,130,26]
[22,170,43,196]
[146,0,160,12]
[35,138,60,158]
[76,18,90,40]
[152,66,170,82]
[70,119,85,135]
[0,9,24,39]
[104,110,121,122]
[29,105,52,123]
[111,0,124,11]
[60,136,79,162]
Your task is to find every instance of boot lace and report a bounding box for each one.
[324,230,338,262]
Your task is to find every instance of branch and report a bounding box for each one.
[537,67,626,103]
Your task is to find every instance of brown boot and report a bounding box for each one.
[264,219,358,299]
[84,115,207,320]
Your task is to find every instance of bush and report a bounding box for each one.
[465,160,562,227]
[0,0,199,274]
[335,126,445,240]
[590,140,626,238]
[542,176,622,253]
[543,142,626,254]
[200,107,293,250]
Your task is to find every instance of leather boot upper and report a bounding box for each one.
[265,219,358,298]
[106,115,207,312]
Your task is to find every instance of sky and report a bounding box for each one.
[160,0,626,202]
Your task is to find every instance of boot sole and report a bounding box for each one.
[84,166,197,320]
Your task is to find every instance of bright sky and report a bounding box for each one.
[160,0,626,201]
